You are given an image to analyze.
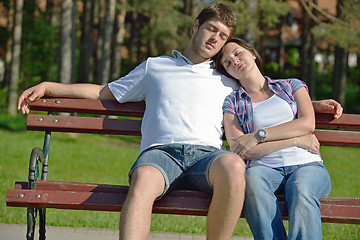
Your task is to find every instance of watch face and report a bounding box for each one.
[259,130,266,138]
[258,130,266,142]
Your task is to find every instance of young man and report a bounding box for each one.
[18,3,342,240]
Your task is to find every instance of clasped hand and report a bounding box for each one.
[230,132,258,157]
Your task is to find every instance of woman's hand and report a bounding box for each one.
[230,132,259,156]
[294,133,320,154]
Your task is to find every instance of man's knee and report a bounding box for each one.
[129,166,165,199]
[209,153,246,188]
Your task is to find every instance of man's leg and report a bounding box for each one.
[119,166,165,240]
[285,162,331,240]
[207,153,246,240]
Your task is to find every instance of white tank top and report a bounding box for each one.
[250,94,322,168]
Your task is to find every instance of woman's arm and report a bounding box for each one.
[232,87,316,155]
[264,87,315,141]
[241,134,320,159]
[223,112,320,159]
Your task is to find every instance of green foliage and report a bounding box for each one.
[132,0,193,57]
[18,0,59,87]
[347,65,360,85]
[0,88,8,110]
[221,0,261,38]
[259,0,290,28]
[221,0,289,39]
[311,0,360,53]
[287,48,299,67]
[20,14,59,85]
[263,61,279,77]
[0,113,27,131]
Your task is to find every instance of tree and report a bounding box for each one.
[299,0,318,99]
[223,0,289,65]
[98,0,116,85]
[331,0,347,106]
[8,0,23,116]
[59,0,75,84]
[78,0,94,83]
[311,0,360,108]
[111,0,127,80]
[3,0,14,89]
[311,0,360,52]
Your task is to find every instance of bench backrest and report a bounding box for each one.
[27,98,360,148]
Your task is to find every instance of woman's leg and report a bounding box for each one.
[243,166,287,240]
[285,162,331,240]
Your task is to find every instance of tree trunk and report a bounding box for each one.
[95,0,106,84]
[183,0,201,17]
[278,23,285,77]
[245,0,258,47]
[98,0,116,85]
[128,10,137,63]
[79,0,94,83]
[71,0,76,83]
[59,0,74,84]
[46,0,60,82]
[3,0,14,89]
[332,46,347,107]
[8,0,23,117]
[308,0,318,99]
[111,0,126,80]
[308,34,317,99]
[332,0,347,108]
[300,6,310,82]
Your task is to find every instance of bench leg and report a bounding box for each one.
[26,208,37,240]
[39,208,46,240]
[27,147,48,240]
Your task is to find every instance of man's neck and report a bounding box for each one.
[183,46,211,65]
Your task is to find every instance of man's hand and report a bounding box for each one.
[18,83,46,114]
[312,99,343,119]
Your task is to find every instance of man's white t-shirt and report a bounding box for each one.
[108,51,239,152]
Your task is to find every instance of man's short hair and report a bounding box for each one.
[196,3,238,38]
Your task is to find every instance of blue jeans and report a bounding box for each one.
[243,162,331,240]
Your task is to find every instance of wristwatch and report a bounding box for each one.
[256,129,267,142]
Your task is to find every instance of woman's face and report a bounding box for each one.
[220,42,256,80]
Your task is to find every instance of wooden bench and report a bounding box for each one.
[6,97,360,240]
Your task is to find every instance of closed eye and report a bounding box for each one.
[223,60,230,68]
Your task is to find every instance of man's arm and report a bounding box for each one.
[312,99,343,119]
[18,82,115,114]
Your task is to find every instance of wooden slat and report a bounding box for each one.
[314,129,360,148]
[315,113,360,130]
[11,181,360,223]
[27,114,142,136]
[7,187,360,224]
[29,98,145,117]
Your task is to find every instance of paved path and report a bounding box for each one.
[0,223,253,240]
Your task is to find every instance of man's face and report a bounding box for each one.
[191,18,231,60]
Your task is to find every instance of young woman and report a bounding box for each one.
[215,38,331,240]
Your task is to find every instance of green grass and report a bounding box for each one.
[1,129,359,238]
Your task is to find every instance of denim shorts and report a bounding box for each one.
[129,144,236,198]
